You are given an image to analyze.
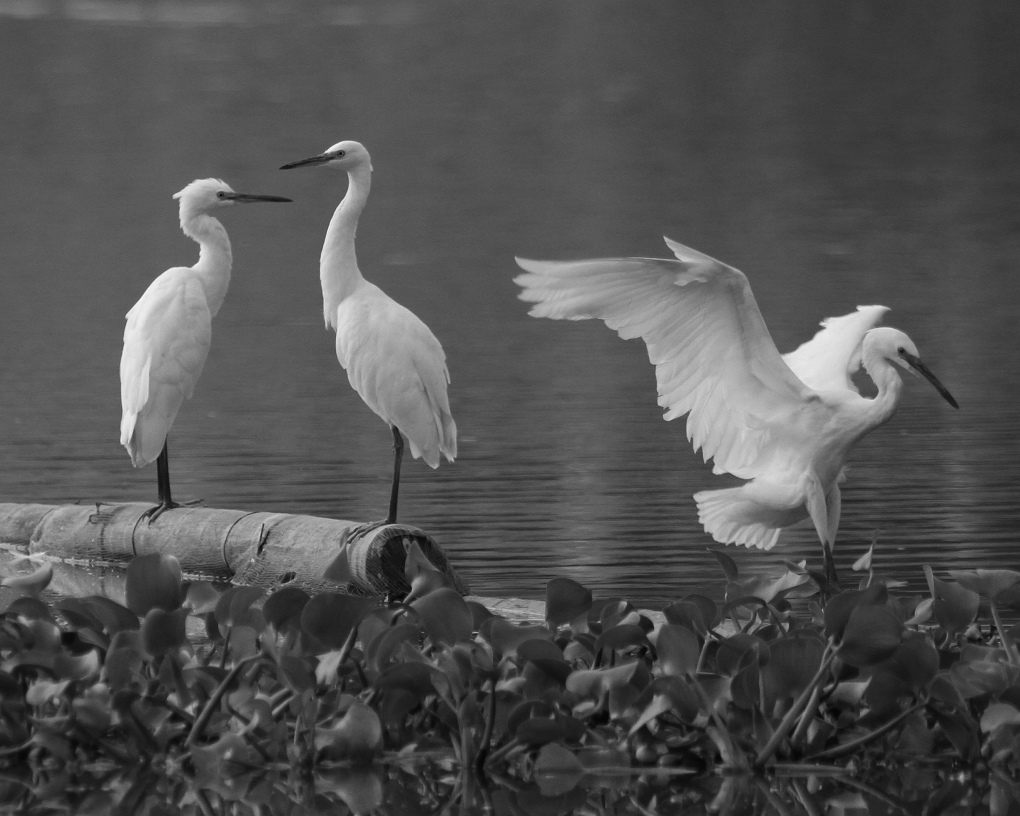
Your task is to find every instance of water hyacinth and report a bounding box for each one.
[0,548,1019,813]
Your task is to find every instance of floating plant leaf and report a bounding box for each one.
[924,566,980,636]
[1,561,53,596]
[837,605,903,667]
[78,596,139,636]
[5,596,51,621]
[545,577,592,628]
[25,678,70,706]
[125,554,183,616]
[514,716,566,746]
[655,624,701,677]
[823,583,889,640]
[948,569,1020,601]
[882,633,939,691]
[184,581,221,616]
[533,742,584,796]
[262,586,310,634]
[300,593,378,650]
[762,634,825,703]
[714,633,768,676]
[565,661,639,700]
[316,700,382,761]
[663,594,718,635]
[517,637,566,665]
[368,623,422,674]
[319,768,384,816]
[980,702,1020,733]
[410,587,473,646]
[505,699,553,735]
[404,540,457,601]
[481,618,552,659]
[466,600,495,630]
[214,586,265,630]
[596,599,638,631]
[375,661,439,699]
[712,549,739,582]
[594,624,648,655]
[140,607,189,659]
[55,598,103,632]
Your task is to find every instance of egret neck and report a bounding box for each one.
[320,161,371,330]
[181,211,232,318]
[858,335,906,432]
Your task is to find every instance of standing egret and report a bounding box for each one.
[280,141,456,525]
[514,237,958,583]
[120,179,292,521]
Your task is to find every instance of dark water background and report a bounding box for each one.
[1,1,1018,607]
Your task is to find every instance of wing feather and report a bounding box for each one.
[514,239,815,479]
[335,288,457,468]
[781,305,889,393]
[120,270,212,465]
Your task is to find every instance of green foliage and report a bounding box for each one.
[0,549,1019,813]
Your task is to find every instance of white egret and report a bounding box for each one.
[120,179,292,521]
[280,141,457,525]
[514,237,958,583]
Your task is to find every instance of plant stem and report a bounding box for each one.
[473,676,497,774]
[790,682,825,748]
[990,600,1020,665]
[754,638,836,768]
[185,653,263,746]
[805,701,926,762]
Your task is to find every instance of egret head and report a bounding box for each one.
[279,140,372,173]
[865,327,959,408]
[173,178,291,221]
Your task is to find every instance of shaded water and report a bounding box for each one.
[1,1,1018,606]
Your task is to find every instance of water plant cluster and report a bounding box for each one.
[1,544,1020,814]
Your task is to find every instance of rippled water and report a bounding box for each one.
[1,1,1018,606]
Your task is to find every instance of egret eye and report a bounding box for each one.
[897,347,906,355]
[336,150,345,157]
[216,191,226,199]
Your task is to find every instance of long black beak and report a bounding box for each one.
[223,192,292,203]
[280,153,332,171]
[899,349,960,409]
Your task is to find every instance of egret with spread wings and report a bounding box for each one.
[514,237,958,582]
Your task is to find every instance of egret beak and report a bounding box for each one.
[899,349,959,409]
[222,192,292,204]
[280,153,333,171]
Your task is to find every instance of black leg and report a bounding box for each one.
[141,439,178,524]
[822,540,839,592]
[386,426,404,525]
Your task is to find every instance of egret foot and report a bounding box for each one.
[141,500,179,525]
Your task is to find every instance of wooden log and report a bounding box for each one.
[0,502,666,627]
[0,502,467,598]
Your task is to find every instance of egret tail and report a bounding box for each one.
[694,486,783,551]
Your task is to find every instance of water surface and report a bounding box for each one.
[1,1,1018,606]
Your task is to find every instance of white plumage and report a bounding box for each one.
[119,178,291,519]
[515,237,957,580]
[281,141,456,524]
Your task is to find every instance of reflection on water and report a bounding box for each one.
[0,3,1018,606]
[4,755,1005,814]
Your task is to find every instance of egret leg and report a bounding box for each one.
[142,440,179,524]
[822,540,839,591]
[386,426,404,525]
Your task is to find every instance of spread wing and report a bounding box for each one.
[781,305,889,393]
[514,237,817,479]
